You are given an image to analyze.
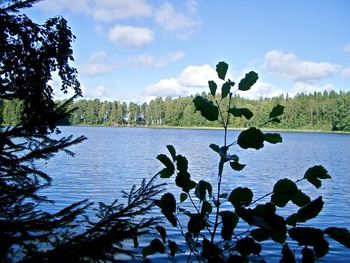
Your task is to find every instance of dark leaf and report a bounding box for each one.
[228,107,254,120]
[289,227,324,247]
[220,211,239,241]
[156,193,176,213]
[180,193,188,203]
[291,190,311,207]
[302,247,316,263]
[297,196,323,222]
[271,178,298,207]
[286,213,299,227]
[238,71,258,91]
[216,61,228,80]
[150,238,165,254]
[235,237,262,256]
[263,133,282,144]
[193,96,219,121]
[175,172,196,193]
[222,82,231,99]
[280,243,296,263]
[230,161,246,171]
[209,144,222,155]
[188,214,205,235]
[166,145,176,161]
[201,200,212,215]
[142,246,154,257]
[157,154,174,172]
[237,127,264,150]
[324,227,350,249]
[195,180,212,201]
[168,240,178,257]
[228,187,253,208]
[155,226,167,243]
[176,155,188,172]
[159,168,174,178]
[269,104,285,119]
[208,80,217,96]
[304,165,331,189]
[202,238,222,260]
[250,228,270,242]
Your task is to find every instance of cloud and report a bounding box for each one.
[237,82,285,100]
[78,50,114,76]
[264,50,339,83]
[154,1,201,37]
[81,84,108,99]
[343,43,350,54]
[142,64,218,97]
[37,0,152,22]
[108,25,154,47]
[128,52,185,68]
[341,66,350,79]
[290,82,334,95]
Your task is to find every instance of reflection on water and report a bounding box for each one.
[41,127,350,262]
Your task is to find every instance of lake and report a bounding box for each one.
[42,127,350,262]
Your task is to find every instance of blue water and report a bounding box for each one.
[41,127,350,262]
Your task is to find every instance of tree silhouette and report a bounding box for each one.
[0,1,164,261]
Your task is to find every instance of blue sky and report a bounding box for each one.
[26,0,350,102]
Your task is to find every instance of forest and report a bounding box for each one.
[1,90,349,131]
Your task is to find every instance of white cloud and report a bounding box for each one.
[142,64,219,97]
[264,50,339,83]
[341,66,350,79]
[108,25,154,47]
[154,1,201,37]
[81,85,108,99]
[290,82,334,95]
[37,0,152,22]
[128,52,185,68]
[237,82,285,100]
[78,50,114,76]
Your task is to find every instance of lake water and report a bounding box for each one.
[42,127,350,262]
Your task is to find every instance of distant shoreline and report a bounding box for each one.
[56,124,350,135]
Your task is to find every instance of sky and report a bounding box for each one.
[24,0,350,103]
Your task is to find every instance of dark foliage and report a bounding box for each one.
[1,1,164,261]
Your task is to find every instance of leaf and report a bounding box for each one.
[157,154,174,172]
[209,144,222,155]
[269,104,285,119]
[166,145,176,161]
[168,240,178,257]
[302,246,316,263]
[220,211,239,241]
[188,213,205,235]
[228,107,254,120]
[176,155,188,172]
[180,193,188,203]
[297,196,324,222]
[193,96,219,121]
[286,213,299,227]
[289,227,324,247]
[250,228,270,242]
[159,168,174,178]
[201,200,212,215]
[271,178,298,207]
[238,71,258,91]
[221,82,231,99]
[291,190,311,207]
[237,127,264,150]
[175,171,196,193]
[156,193,176,213]
[263,133,282,144]
[304,165,331,189]
[195,180,212,201]
[216,61,228,80]
[208,80,217,97]
[150,238,165,253]
[156,226,167,243]
[324,227,350,249]
[235,237,262,256]
[230,161,246,171]
[228,187,253,208]
[280,243,296,263]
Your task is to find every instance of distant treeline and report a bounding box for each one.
[1,90,349,131]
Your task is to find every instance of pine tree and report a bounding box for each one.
[0,1,164,261]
